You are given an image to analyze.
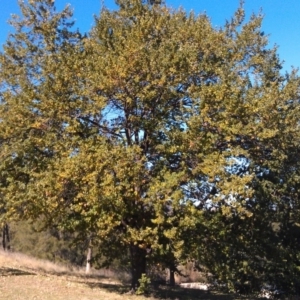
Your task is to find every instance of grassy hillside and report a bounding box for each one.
[0,250,257,300]
[0,250,142,300]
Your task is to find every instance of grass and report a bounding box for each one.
[0,249,259,300]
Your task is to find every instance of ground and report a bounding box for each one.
[0,250,258,300]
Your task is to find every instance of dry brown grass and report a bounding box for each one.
[0,249,145,300]
[0,249,73,275]
[0,250,258,300]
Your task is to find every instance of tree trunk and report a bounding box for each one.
[2,223,10,251]
[130,244,147,291]
[86,246,92,274]
[169,267,175,286]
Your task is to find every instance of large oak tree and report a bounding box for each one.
[1,0,300,293]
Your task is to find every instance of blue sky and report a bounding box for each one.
[1,0,299,71]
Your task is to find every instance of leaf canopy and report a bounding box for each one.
[1,0,300,293]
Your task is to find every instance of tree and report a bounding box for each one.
[1,0,300,294]
[1,223,10,250]
[180,7,300,293]
[0,0,84,260]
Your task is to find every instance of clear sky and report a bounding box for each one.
[0,0,299,71]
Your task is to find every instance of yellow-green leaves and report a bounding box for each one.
[1,0,300,293]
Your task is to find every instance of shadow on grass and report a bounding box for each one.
[0,267,36,276]
[78,280,258,300]
[149,285,258,300]
[75,280,129,294]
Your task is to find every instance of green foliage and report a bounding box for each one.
[9,220,87,265]
[136,273,151,295]
[1,0,300,294]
